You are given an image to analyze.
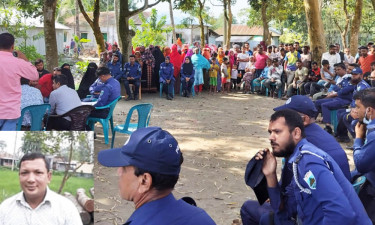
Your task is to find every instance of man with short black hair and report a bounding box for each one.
[47,74,81,130]
[121,54,142,101]
[358,46,375,75]
[0,32,39,130]
[240,109,371,225]
[322,45,341,74]
[0,152,83,224]
[34,58,49,78]
[98,127,216,225]
[20,77,43,127]
[88,67,121,119]
[107,53,122,79]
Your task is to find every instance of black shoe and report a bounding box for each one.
[167,95,173,100]
[324,125,333,134]
[336,136,351,143]
[134,95,139,100]
[125,95,133,101]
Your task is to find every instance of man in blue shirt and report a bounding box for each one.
[336,68,371,143]
[241,110,371,225]
[353,88,375,223]
[121,55,141,101]
[98,127,216,225]
[111,44,122,63]
[89,66,121,119]
[107,53,122,79]
[314,63,355,134]
[159,56,175,100]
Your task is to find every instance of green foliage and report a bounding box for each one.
[130,9,172,47]
[279,29,304,45]
[15,45,44,63]
[21,132,93,163]
[0,168,93,203]
[212,12,238,30]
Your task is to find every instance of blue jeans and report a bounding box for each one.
[0,119,18,131]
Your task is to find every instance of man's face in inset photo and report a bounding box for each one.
[19,158,51,202]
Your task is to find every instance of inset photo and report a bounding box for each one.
[0,131,94,225]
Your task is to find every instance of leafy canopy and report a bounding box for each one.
[129,8,172,47]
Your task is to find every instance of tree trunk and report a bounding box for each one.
[58,132,74,194]
[191,24,194,45]
[75,0,80,36]
[119,0,161,63]
[43,0,58,72]
[371,0,375,11]
[198,0,205,47]
[349,0,363,56]
[225,0,232,48]
[333,0,350,49]
[303,0,326,62]
[261,1,270,46]
[168,0,176,44]
[223,0,228,49]
[114,0,122,50]
[77,0,106,55]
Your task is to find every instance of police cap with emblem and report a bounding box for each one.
[98,127,182,175]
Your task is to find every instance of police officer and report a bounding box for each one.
[242,109,371,225]
[159,56,175,100]
[122,55,142,101]
[335,67,371,143]
[353,88,375,223]
[314,63,354,134]
[107,53,122,80]
[97,127,216,225]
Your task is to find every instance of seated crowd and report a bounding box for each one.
[3,31,375,224]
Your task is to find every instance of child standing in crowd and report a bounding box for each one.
[221,57,229,94]
[209,57,220,94]
[231,64,238,91]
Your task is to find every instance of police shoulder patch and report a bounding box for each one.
[303,170,316,189]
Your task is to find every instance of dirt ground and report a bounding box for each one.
[93,91,355,225]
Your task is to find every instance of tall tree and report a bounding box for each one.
[175,0,209,47]
[249,0,271,45]
[77,0,106,55]
[223,0,233,48]
[168,0,177,44]
[303,0,326,62]
[43,0,59,72]
[119,0,162,64]
[349,0,362,55]
[332,0,350,49]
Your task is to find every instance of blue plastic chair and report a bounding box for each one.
[17,104,51,131]
[265,83,282,98]
[353,176,366,194]
[87,96,121,144]
[179,83,195,97]
[111,103,153,148]
[160,83,175,98]
[330,109,338,133]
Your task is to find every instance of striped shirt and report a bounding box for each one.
[0,188,83,225]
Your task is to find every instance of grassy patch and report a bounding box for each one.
[0,168,93,203]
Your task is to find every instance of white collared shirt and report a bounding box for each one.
[0,187,83,225]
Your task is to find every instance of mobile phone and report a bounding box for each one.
[12,51,18,57]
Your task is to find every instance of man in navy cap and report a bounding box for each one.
[241,109,371,225]
[97,127,216,225]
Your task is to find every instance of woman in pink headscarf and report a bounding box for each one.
[169,44,182,93]
[163,46,171,57]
